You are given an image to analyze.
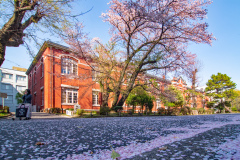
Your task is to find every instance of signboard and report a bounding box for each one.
[74,104,81,113]
[0,93,7,98]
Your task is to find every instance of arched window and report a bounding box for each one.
[61,57,77,75]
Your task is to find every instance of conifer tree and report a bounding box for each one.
[205,73,236,113]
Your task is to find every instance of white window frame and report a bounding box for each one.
[61,88,78,104]
[156,99,161,109]
[61,57,78,75]
[92,91,100,106]
[41,58,44,78]
[16,85,26,92]
[16,75,26,82]
[2,73,13,80]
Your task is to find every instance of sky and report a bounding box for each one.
[2,0,240,89]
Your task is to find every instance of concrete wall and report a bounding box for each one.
[0,67,28,112]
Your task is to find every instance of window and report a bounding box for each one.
[61,57,77,75]
[156,99,161,109]
[16,85,26,92]
[61,88,78,104]
[16,75,26,81]
[92,91,99,106]
[2,73,13,80]
[41,58,44,77]
[1,83,12,90]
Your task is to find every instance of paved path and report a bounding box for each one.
[0,114,240,159]
[9,112,70,120]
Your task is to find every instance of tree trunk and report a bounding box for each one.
[0,42,6,66]
[192,69,197,108]
[112,90,121,108]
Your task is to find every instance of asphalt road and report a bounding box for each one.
[0,113,240,159]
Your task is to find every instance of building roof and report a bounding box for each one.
[145,73,172,84]
[26,41,72,75]
[172,76,187,85]
[12,66,27,72]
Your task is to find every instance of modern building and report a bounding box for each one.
[0,67,28,112]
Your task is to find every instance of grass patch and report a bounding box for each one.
[0,113,9,118]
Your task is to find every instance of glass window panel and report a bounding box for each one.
[92,91,99,105]
[61,89,66,103]
[73,92,77,103]
[61,88,78,104]
[68,92,72,103]
[61,58,77,75]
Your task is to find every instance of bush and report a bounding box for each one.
[100,107,110,115]
[76,109,84,116]
[68,108,74,111]
[166,108,173,115]
[180,107,189,115]
[157,108,166,115]
[112,106,123,112]
[186,106,192,115]
[172,108,180,116]
[50,108,61,113]
[4,106,9,110]
[198,108,206,114]
[0,106,9,113]
[92,111,97,114]
[231,106,238,111]
[206,109,214,114]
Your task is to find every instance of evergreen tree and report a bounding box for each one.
[161,85,185,108]
[126,86,155,114]
[205,73,236,113]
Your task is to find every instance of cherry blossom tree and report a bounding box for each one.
[101,0,214,107]
[183,59,203,108]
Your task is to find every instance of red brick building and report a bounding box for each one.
[26,41,207,112]
[26,41,101,112]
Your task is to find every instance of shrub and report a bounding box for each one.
[198,108,206,114]
[231,106,238,111]
[0,106,9,113]
[68,108,74,111]
[92,111,97,114]
[180,107,189,115]
[206,109,214,114]
[172,108,180,116]
[50,108,61,113]
[112,106,123,112]
[185,106,192,115]
[100,107,110,115]
[76,109,84,116]
[166,108,173,115]
[157,108,166,115]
